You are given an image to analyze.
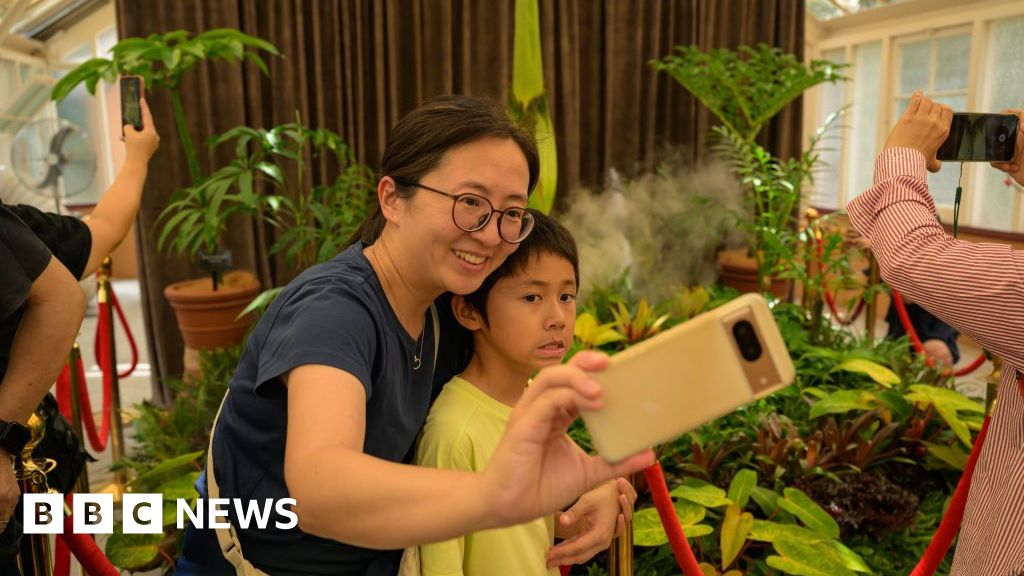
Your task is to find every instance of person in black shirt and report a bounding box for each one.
[886,300,960,366]
[0,98,159,565]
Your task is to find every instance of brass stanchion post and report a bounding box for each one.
[98,258,127,498]
[67,344,90,495]
[607,472,636,576]
[16,415,55,576]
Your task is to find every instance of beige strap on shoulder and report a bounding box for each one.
[206,391,270,576]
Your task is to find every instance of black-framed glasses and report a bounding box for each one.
[394,178,535,243]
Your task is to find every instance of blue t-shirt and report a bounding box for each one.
[187,243,468,575]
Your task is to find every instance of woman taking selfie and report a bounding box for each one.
[176,95,651,575]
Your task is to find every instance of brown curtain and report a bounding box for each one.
[116,0,804,397]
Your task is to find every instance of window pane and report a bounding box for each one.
[976,16,1024,231]
[847,42,881,201]
[935,34,970,92]
[898,40,930,95]
[810,48,847,209]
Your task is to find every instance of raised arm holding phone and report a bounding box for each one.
[847,90,1024,575]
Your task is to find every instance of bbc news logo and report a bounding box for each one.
[22,494,298,534]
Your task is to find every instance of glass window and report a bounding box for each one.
[976,16,1024,231]
[810,48,847,210]
[846,41,881,201]
[54,42,103,205]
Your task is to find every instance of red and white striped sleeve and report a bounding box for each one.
[846,147,1024,367]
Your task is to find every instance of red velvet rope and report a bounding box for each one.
[910,414,991,576]
[645,462,705,576]
[815,236,866,326]
[55,343,111,452]
[57,501,120,576]
[93,285,139,378]
[891,290,986,377]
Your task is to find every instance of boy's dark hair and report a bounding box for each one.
[463,210,579,324]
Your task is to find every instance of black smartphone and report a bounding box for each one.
[937,113,1018,162]
[120,76,144,133]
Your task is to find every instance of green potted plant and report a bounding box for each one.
[189,117,377,320]
[651,44,846,296]
[52,29,281,349]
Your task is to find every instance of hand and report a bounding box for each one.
[922,339,954,367]
[991,108,1024,186]
[547,477,638,568]
[124,98,160,164]
[0,451,18,531]
[477,351,654,530]
[883,91,952,173]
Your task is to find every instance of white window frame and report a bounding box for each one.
[804,0,1024,232]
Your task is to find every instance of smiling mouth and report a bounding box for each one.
[452,249,487,265]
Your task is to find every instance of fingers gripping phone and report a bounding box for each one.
[582,293,795,463]
[120,76,144,134]
[937,113,1018,162]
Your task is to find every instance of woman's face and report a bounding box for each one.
[396,136,530,296]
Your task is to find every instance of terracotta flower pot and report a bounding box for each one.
[164,270,260,349]
[717,250,790,300]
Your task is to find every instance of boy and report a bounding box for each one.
[413,212,633,576]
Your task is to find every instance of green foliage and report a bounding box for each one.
[650,44,845,142]
[52,29,280,186]
[107,346,242,572]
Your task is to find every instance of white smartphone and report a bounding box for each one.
[582,293,795,462]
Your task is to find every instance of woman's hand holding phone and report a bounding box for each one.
[883,90,952,173]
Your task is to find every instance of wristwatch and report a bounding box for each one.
[0,420,30,458]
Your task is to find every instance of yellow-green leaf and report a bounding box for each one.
[574,313,625,348]
[632,501,708,547]
[671,477,733,508]
[727,469,757,508]
[770,537,856,576]
[923,441,969,470]
[835,358,899,388]
[721,504,754,569]
[778,488,839,539]
[699,562,717,576]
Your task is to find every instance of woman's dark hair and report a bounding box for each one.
[462,210,579,325]
[348,95,540,246]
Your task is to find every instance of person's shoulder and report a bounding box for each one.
[274,245,379,311]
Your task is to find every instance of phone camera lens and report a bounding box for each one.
[732,320,762,362]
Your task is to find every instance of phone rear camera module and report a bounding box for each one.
[732,320,763,362]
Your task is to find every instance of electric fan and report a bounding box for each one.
[10,118,96,213]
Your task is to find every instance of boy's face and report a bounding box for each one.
[477,252,577,374]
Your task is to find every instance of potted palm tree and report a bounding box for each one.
[53,29,280,349]
[651,44,845,296]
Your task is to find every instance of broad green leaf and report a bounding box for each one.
[128,450,203,492]
[632,501,707,547]
[923,441,969,470]
[770,537,856,576]
[808,390,875,419]
[905,385,983,447]
[751,486,783,517]
[727,469,757,508]
[699,563,717,576]
[720,504,754,569]
[748,520,828,544]
[156,471,200,500]
[671,477,733,508]
[105,530,163,569]
[906,385,985,413]
[825,540,873,573]
[835,358,899,388]
[778,488,839,539]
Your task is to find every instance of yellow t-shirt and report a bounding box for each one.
[415,376,558,576]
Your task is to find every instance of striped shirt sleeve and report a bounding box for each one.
[846,147,1024,367]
